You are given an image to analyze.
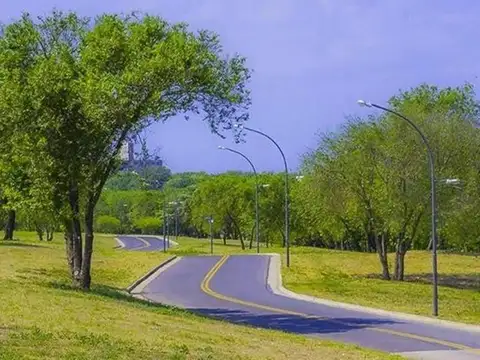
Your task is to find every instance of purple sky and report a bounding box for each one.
[1,1,479,173]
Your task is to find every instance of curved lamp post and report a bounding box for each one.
[234,125,291,267]
[218,146,260,254]
[357,100,439,317]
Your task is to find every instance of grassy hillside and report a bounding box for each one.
[0,232,399,360]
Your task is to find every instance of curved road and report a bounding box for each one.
[116,235,174,251]
[134,254,480,360]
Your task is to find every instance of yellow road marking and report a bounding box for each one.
[201,255,480,354]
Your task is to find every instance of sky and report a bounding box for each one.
[1,1,479,174]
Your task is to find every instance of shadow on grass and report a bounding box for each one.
[364,273,480,291]
[0,241,47,249]
[45,280,191,314]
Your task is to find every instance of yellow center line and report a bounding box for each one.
[201,255,480,354]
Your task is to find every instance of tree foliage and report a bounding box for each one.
[0,10,250,289]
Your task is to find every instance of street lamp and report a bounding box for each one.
[357,99,439,317]
[234,124,291,267]
[441,178,461,186]
[205,216,214,255]
[162,200,167,252]
[218,146,260,253]
[169,201,180,242]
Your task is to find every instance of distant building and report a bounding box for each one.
[120,143,129,161]
[120,141,135,162]
[119,140,163,171]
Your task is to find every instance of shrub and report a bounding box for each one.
[133,217,161,235]
[95,215,122,234]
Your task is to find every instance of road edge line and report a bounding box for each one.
[127,256,180,293]
[139,235,180,247]
[114,237,126,249]
[266,253,480,334]
[202,255,475,352]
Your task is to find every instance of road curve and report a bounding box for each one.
[115,235,174,251]
[137,255,480,359]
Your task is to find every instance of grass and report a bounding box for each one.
[170,237,480,324]
[281,247,480,325]
[0,232,399,360]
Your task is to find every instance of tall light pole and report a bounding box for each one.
[234,124,291,267]
[205,216,214,255]
[166,213,170,249]
[175,204,179,242]
[218,146,260,253]
[162,201,167,253]
[169,201,180,242]
[357,100,439,316]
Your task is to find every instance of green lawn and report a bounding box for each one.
[0,232,399,360]
[171,237,480,325]
[281,247,480,324]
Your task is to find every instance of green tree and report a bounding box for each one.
[95,215,122,234]
[297,83,480,280]
[189,174,254,249]
[0,11,250,289]
[105,171,145,191]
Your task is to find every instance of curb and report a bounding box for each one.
[126,256,179,293]
[266,253,480,333]
[116,234,180,248]
[139,235,180,247]
[114,237,126,249]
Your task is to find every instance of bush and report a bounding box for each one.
[133,217,161,235]
[95,215,122,234]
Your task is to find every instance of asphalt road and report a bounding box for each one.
[139,254,480,360]
[116,235,173,251]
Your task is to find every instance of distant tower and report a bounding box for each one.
[120,143,129,161]
[128,141,134,162]
[120,140,135,163]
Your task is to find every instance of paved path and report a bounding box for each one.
[134,254,480,359]
[116,235,174,251]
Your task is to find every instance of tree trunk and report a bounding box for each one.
[80,204,95,290]
[280,228,285,248]
[64,221,75,279]
[394,240,407,281]
[35,224,44,241]
[374,232,390,280]
[68,184,83,287]
[46,228,54,241]
[3,210,15,240]
[228,214,245,250]
[248,224,255,249]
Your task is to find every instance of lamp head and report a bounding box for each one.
[233,124,243,129]
[445,178,461,185]
[357,100,373,108]
[218,146,226,150]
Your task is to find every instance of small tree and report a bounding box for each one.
[95,215,122,234]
